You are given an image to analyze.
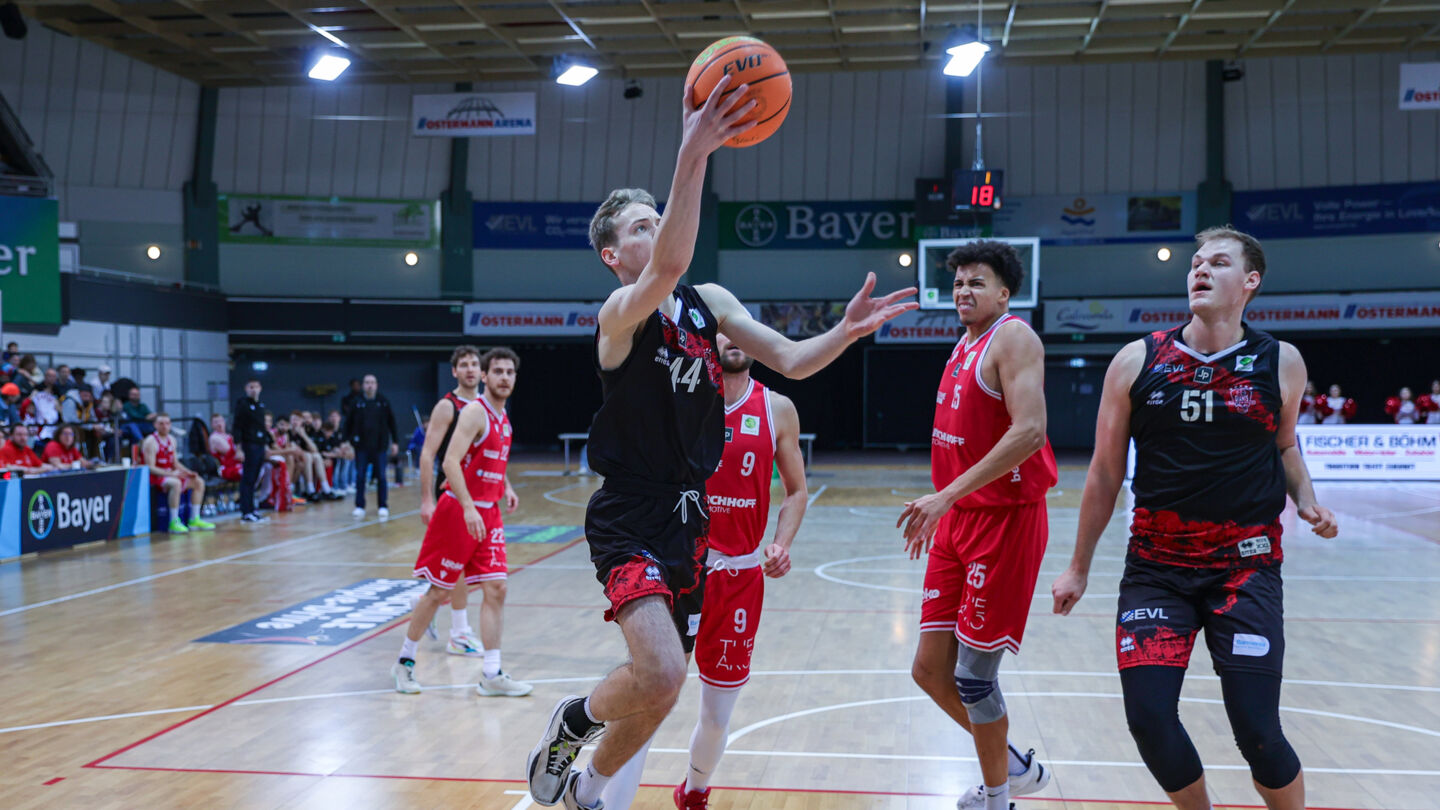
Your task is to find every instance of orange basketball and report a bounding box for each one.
[686,36,791,148]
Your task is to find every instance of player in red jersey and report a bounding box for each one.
[412,345,487,657]
[392,348,528,698]
[209,413,247,482]
[898,240,1056,810]
[1052,227,1338,810]
[144,413,215,533]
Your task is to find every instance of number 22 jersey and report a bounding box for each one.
[1128,322,1286,569]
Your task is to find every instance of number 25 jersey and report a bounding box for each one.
[1128,323,1286,569]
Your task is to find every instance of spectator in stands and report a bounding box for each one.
[340,378,363,415]
[342,373,398,518]
[122,386,157,442]
[0,382,20,427]
[13,354,41,396]
[61,385,101,458]
[2,341,17,365]
[232,379,271,523]
[43,424,95,470]
[267,413,309,506]
[286,409,341,502]
[24,368,62,443]
[325,409,356,492]
[73,368,91,397]
[1386,387,1419,425]
[1,424,53,473]
[92,364,113,398]
[54,364,76,395]
[144,413,215,533]
[1317,384,1357,425]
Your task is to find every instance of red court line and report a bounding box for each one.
[43,777,64,785]
[84,537,587,769]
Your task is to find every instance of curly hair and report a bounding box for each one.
[945,240,1024,295]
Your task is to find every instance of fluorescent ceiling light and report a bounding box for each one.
[556,63,598,85]
[943,41,990,77]
[308,53,351,80]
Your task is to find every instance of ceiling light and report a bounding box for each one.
[146,245,161,260]
[898,252,913,268]
[404,252,419,267]
[1156,247,1172,261]
[943,41,990,77]
[555,62,598,86]
[307,53,351,81]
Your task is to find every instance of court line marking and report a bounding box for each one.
[1360,505,1440,520]
[0,509,421,618]
[806,484,827,507]
[820,565,1440,583]
[542,482,592,508]
[15,667,1437,738]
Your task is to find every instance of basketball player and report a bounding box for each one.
[394,348,527,697]
[1051,227,1338,810]
[144,413,215,533]
[898,240,1056,810]
[411,344,488,657]
[525,75,916,809]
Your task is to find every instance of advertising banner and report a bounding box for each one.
[473,202,597,250]
[1298,425,1440,480]
[19,468,149,555]
[718,201,917,250]
[992,192,1195,245]
[462,301,601,336]
[0,195,60,324]
[411,92,536,137]
[219,194,439,247]
[1044,292,1440,335]
[1232,181,1440,239]
[1399,63,1440,110]
[874,307,1032,344]
[196,578,430,645]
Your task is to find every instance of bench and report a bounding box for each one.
[558,431,817,474]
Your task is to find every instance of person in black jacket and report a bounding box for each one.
[343,374,399,518]
[232,378,271,524]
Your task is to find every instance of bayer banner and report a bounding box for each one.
[719,200,916,250]
[197,578,431,645]
[19,468,149,555]
[412,92,536,137]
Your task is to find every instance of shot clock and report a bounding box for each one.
[953,169,1004,211]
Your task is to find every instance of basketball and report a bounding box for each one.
[686,36,791,148]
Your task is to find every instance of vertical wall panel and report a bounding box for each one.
[1324,56,1355,186]
[1379,52,1410,184]
[1352,54,1382,185]
[1240,59,1275,190]
[1031,66,1059,196]
[1007,66,1035,197]
[116,63,153,188]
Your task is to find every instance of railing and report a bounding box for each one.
[0,173,50,197]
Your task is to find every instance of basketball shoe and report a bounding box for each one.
[391,659,421,694]
[477,671,533,697]
[674,780,711,808]
[956,749,1049,809]
[447,631,482,655]
[560,771,603,810]
[527,696,604,805]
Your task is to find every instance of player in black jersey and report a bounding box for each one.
[1051,227,1337,810]
[525,76,917,810]
[412,345,487,656]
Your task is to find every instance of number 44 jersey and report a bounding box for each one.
[588,284,725,488]
[1128,322,1286,569]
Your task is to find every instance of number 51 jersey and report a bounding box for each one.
[1128,322,1286,569]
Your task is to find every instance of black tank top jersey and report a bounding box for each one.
[588,285,725,488]
[1128,322,1286,569]
[433,390,472,498]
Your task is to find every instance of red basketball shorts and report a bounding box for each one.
[919,501,1048,653]
[150,469,190,491]
[695,565,765,688]
[413,495,507,589]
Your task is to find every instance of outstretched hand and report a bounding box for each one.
[681,75,758,157]
[842,273,920,340]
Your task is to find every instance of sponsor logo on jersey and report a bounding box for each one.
[1235,354,1257,372]
[441,557,463,571]
[1147,390,1165,406]
[483,449,501,459]
[936,389,946,404]
[1232,633,1270,657]
[654,346,671,367]
[1120,607,1170,623]
[1119,635,1136,653]
[922,588,941,602]
[502,423,511,437]
[1153,363,1185,374]
[931,428,965,446]
[740,414,761,436]
[1237,535,1272,557]
[1194,366,1214,384]
[963,351,977,371]
[687,613,702,636]
[645,565,663,582]
[708,494,758,509]
[689,309,706,330]
[1229,384,1256,412]
[725,427,734,442]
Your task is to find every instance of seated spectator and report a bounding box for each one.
[122,386,157,443]
[0,423,53,473]
[61,386,102,457]
[22,368,62,443]
[1316,384,1356,425]
[55,364,76,396]
[93,390,119,460]
[322,409,356,493]
[92,364,113,398]
[1,341,17,365]
[143,412,215,533]
[284,411,341,502]
[13,354,41,396]
[0,382,20,427]
[43,424,95,470]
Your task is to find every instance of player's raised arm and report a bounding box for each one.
[700,274,917,380]
[1276,342,1337,539]
[1052,339,1145,615]
[597,77,756,344]
[763,393,809,578]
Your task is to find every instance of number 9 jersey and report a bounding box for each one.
[705,379,775,555]
[1128,323,1286,568]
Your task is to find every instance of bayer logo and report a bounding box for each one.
[734,204,778,247]
[27,490,55,540]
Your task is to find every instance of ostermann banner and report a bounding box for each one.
[218,194,439,247]
[1044,292,1440,335]
[412,92,536,137]
[463,301,602,337]
[1399,63,1440,110]
[0,195,60,325]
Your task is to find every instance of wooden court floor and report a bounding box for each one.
[1,458,1438,810]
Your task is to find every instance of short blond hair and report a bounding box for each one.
[589,188,657,256]
[1196,225,1266,301]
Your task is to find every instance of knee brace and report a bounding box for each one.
[953,646,1006,725]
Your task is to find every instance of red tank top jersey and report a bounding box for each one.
[214,434,239,470]
[153,434,178,471]
[706,379,775,555]
[444,397,512,505]
[932,314,1057,508]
